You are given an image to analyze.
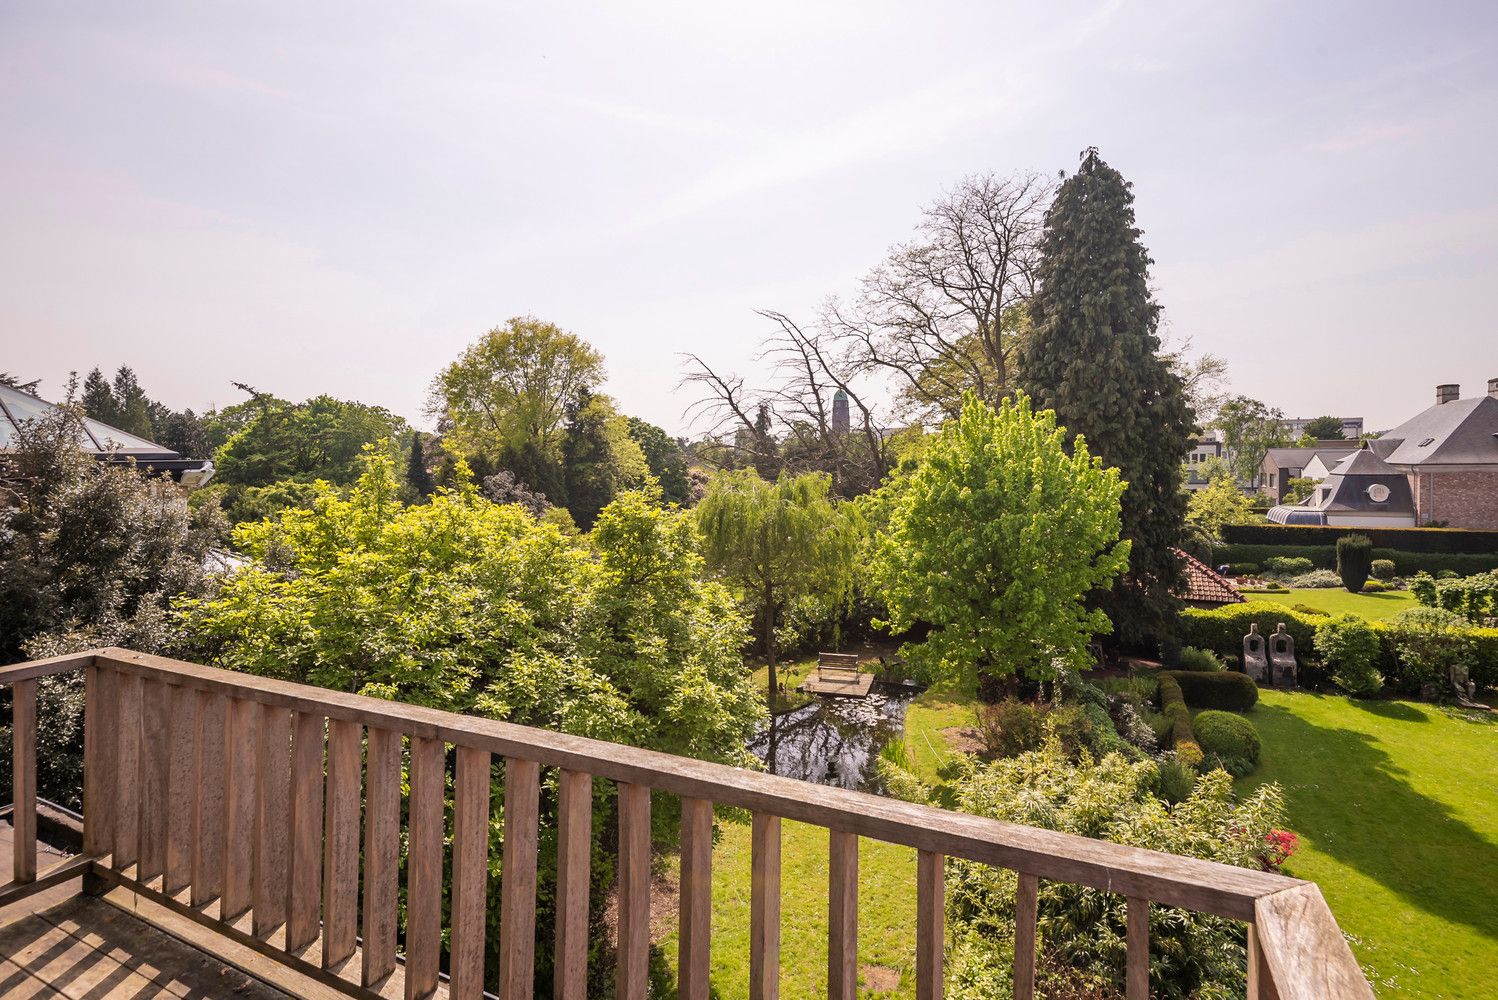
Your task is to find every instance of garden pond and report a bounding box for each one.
[748,682,922,792]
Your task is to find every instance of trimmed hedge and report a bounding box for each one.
[1212,543,1498,577]
[1222,523,1498,554]
[1157,673,1202,767]
[1181,604,1498,692]
[1163,669,1259,711]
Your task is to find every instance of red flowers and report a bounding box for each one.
[1261,829,1298,869]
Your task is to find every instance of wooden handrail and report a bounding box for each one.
[0,647,1374,1000]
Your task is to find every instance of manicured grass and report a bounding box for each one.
[1239,690,1498,998]
[902,678,978,786]
[1241,586,1416,620]
[661,818,923,998]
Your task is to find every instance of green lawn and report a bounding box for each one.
[1242,586,1416,620]
[1239,690,1498,998]
[662,819,923,998]
[902,679,978,787]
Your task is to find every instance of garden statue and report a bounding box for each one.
[1268,623,1298,688]
[1242,623,1268,683]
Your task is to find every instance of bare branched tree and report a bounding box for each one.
[678,355,781,479]
[827,171,1053,421]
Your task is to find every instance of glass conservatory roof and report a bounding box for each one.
[0,383,178,455]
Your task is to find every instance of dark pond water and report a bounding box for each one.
[748,683,921,792]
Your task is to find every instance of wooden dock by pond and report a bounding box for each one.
[798,652,875,697]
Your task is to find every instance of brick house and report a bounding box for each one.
[1258,444,1357,501]
[1366,380,1498,529]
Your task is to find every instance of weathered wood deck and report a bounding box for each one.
[798,671,875,697]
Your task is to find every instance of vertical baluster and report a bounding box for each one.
[10,677,36,883]
[499,757,540,1000]
[404,735,444,1000]
[1126,897,1149,1000]
[616,782,651,1000]
[678,797,713,1000]
[191,691,226,907]
[82,666,116,862]
[361,726,401,989]
[828,830,858,1000]
[1014,872,1038,1000]
[916,850,944,1000]
[750,813,781,1000]
[450,747,492,1000]
[253,704,291,939]
[138,679,171,885]
[554,769,591,1000]
[113,672,143,873]
[221,697,258,920]
[1247,922,1279,1000]
[286,712,326,953]
[164,684,197,896]
[322,719,362,969]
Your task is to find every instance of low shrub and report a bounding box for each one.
[1175,645,1223,672]
[975,698,1047,759]
[1314,614,1383,696]
[1437,569,1460,580]
[1212,543,1498,577]
[1289,569,1344,589]
[1383,607,1476,689]
[1154,753,1196,803]
[1264,555,1314,575]
[1194,710,1261,776]
[1371,559,1396,580]
[1415,570,1498,624]
[1360,580,1389,592]
[1165,670,1260,711]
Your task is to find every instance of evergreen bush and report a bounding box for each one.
[1164,670,1259,711]
[1336,534,1374,593]
[1313,615,1383,696]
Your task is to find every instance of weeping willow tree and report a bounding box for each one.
[696,469,860,696]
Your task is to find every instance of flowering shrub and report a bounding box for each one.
[1261,829,1298,870]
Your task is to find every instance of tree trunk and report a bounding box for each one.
[763,578,777,700]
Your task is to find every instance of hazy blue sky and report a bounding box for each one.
[4,1,1495,434]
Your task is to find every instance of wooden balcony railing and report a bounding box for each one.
[1,648,1374,1000]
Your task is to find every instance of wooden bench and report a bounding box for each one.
[816,652,861,684]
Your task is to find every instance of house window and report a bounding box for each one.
[1269,473,1277,486]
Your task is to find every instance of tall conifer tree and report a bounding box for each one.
[1018,148,1193,644]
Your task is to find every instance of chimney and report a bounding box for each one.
[1489,378,1498,400]
[1436,383,1460,405]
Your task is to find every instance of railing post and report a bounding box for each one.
[1126,897,1149,1000]
[828,829,858,1000]
[451,746,493,999]
[82,665,116,868]
[554,768,592,1000]
[1014,872,1038,1000]
[361,726,401,989]
[749,812,781,1000]
[498,756,540,1000]
[917,850,944,1000]
[678,796,713,1000]
[322,718,362,968]
[10,677,37,884]
[405,735,445,999]
[616,782,651,1000]
[1247,922,1280,1000]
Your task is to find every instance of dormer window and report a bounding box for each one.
[1418,438,1435,447]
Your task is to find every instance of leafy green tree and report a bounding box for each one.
[1301,415,1346,440]
[0,401,223,807]
[696,469,860,696]
[561,391,649,529]
[429,316,605,488]
[626,416,690,503]
[872,392,1129,683]
[1017,148,1193,643]
[154,409,210,458]
[214,393,409,486]
[1212,396,1291,485]
[1282,477,1316,504]
[1185,476,1256,544]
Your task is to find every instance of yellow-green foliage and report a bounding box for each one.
[1157,673,1202,767]
[872,391,1129,681]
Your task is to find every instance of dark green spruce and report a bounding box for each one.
[1018,148,1194,646]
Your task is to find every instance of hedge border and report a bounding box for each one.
[1223,523,1498,554]
[1157,673,1202,767]
[1211,544,1498,577]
